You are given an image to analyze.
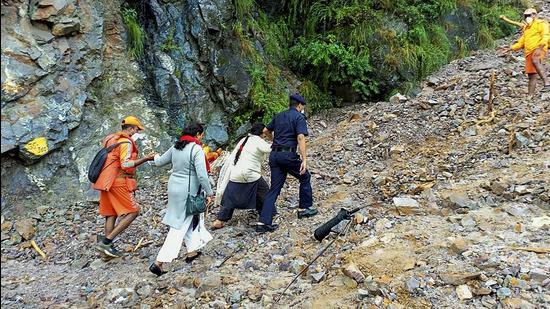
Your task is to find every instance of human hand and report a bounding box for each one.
[146,152,157,160]
[498,46,511,54]
[533,46,544,58]
[206,195,214,206]
[300,160,307,175]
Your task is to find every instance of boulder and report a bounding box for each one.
[30,0,70,21]
[342,263,366,283]
[440,272,481,285]
[456,284,473,300]
[444,192,476,209]
[15,218,37,240]
[406,277,421,292]
[392,197,422,215]
[107,288,138,305]
[52,19,81,36]
[449,237,468,254]
[389,93,408,104]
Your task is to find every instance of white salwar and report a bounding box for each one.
[156,213,212,263]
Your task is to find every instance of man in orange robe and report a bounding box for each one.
[93,116,156,257]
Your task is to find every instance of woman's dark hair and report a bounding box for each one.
[174,123,204,150]
[249,123,265,136]
[234,123,265,165]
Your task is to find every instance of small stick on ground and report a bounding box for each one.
[133,237,144,252]
[31,240,46,259]
[216,245,245,268]
[487,71,496,114]
[508,129,516,154]
[510,247,550,254]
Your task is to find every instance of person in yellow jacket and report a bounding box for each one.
[503,8,550,95]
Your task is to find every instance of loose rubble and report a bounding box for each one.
[2,4,550,308]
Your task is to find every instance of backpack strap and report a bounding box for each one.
[101,140,131,172]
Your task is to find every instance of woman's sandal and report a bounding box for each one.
[149,263,167,277]
[185,252,202,264]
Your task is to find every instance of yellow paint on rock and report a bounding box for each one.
[24,137,49,156]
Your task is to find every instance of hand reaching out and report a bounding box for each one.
[499,46,511,54]
[300,160,307,175]
[206,195,214,207]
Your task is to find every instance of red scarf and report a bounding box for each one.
[180,135,211,172]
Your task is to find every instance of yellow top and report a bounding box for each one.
[511,19,550,55]
[118,137,136,171]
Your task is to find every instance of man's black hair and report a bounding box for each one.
[289,98,302,108]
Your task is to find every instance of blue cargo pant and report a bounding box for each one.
[260,151,312,225]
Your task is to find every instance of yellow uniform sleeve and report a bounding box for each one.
[118,138,135,171]
[511,33,525,51]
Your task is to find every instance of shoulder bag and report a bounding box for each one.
[186,144,207,216]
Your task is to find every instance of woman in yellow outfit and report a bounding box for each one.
[503,8,550,95]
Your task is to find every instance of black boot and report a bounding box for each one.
[255,223,279,233]
[149,263,167,276]
[298,208,319,219]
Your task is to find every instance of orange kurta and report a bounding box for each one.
[93,132,140,216]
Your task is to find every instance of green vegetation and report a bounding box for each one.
[454,36,469,58]
[290,35,378,98]
[231,0,523,119]
[231,36,288,125]
[121,8,145,59]
[160,27,182,53]
[232,3,290,126]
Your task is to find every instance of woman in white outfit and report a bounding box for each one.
[149,123,214,276]
[212,123,272,229]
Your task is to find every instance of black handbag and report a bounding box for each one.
[186,144,207,216]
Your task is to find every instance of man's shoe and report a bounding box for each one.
[149,263,167,276]
[298,208,319,219]
[95,242,111,254]
[256,224,278,233]
[102,245,123,258]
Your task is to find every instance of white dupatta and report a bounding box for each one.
[214,137,244,206]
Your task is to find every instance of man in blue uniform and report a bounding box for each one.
[257,93,318,233]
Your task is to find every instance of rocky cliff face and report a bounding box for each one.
[1,0,258,208]
[139,0,253,144]
[2,0,103,159]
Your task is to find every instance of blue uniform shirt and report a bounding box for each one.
[267,107,309,148]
